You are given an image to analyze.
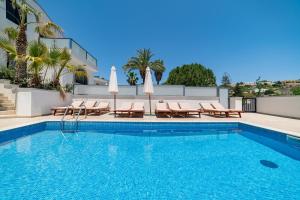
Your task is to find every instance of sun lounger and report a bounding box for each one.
[51,100,84,116]
[168,102,188,117]
[200,102,227,116]
[115,102,132,116]
[200,102,241,118]
[179,102,201,118]
[81,100,98,115]
[211,102,242,118]
[155,102,171,117]
[130,102,145,117]
[86,101,110,115]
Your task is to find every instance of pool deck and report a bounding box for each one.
[0,113,300,137]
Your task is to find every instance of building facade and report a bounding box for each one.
[0,0,98,85]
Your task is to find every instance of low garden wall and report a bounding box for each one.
[256,96,300,119]
[73,85,229,109]
[16,88,72,117]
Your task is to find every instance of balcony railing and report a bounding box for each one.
[41,38,97,68]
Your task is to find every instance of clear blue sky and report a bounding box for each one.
[39,0,300,84]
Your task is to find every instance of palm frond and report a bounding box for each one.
[26,41,48,74]
[36,22,63,38]
[24,3,41,22]
[3,27,18,42]
[45,48,61,67]
[0,36,17,59]
[59,48,71,66]
[150,59,165,72]
[11,0,17,9]
[123,57,141,71]
[26,41,49,87]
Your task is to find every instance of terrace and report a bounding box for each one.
[0,0,300,198]
[41,38,98,73]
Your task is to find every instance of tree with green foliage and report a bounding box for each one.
[154,60,165,85]
[126,71,139,85]
[123,49,165,83]
[221,72,231,87]
[232,83,243,97]
[255,76,263,97]
[264,89,275,96]
[291,86,300,95]
[165,63,216,86]
[273,81,283,88]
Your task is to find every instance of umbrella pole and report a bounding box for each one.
[114,94,116,117]
[149,94,152,115]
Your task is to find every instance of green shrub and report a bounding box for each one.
[64,84,73,93]
[264,89,275,96]
[0,67,15,81]
[291,86,300,95]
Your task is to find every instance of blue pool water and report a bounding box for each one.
[0,122,300,199]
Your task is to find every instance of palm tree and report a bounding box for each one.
[123,49,165,83]
[0,25,61,85]
[7,0,62,83]
[126,71,139,85]
[42,48,61,84]
[51,48,86,98]
[153,60,165,85]
[26,41,48,87]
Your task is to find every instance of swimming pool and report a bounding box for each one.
[0,122,300,199]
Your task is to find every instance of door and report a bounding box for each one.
[242,98,256,112]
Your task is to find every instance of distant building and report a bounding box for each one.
[253,88,268,93]
[0,0,98,85]
[240,82,256,86]
[259,80,273,85]
[279,88,292,96]
[282,80,300,88]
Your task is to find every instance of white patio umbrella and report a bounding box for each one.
[108,66,119,117]
[144,67,154,115]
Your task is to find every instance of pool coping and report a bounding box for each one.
[0,118,299,138]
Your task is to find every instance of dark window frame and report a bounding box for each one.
[6,0,21,25]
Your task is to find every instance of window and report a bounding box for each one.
[75,69,88,85]
[6,0,21,25]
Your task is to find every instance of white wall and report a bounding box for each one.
[86,70,95,85]
[138,85,184,96]
[74,85,225,98]
[16,88,72,117]
[257,96,300,119]
[229,97,243,110]
[219,88,229,108]
[74,85,137,96]
[185,87,217,97]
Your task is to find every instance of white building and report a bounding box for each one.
[0,0,98,85]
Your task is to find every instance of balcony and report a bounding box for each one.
[40,38,98,72]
